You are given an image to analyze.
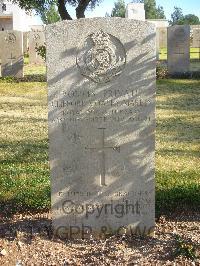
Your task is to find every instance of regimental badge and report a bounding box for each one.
[33,33,40,41]
[76,30,126,83]
[5,33,16,44]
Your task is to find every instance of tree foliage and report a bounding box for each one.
[156,5,165,19]
[143,0,157,19]
[169,7,200,25]
[11,0,102,20]
[169,6,183,25]
[111,0,125,18]
[143,0,166,19]
[40,2,60,24]
[181,14,200,25]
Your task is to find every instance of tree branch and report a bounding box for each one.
[76,0,91,19]
[57,0,72,20]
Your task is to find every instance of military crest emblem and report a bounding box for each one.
[76,30,126,83]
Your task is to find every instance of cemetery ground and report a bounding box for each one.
[0,65,199,265]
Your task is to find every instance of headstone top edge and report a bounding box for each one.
[45,17,156,31]
[168,25,190,29]
[1,30,23,33]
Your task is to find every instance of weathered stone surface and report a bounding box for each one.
[23,32,29,53]
[167,25,190,74]
[192,28,200,49]
[158,27,167,48]
[156,28,160,60]
[46,18,156,239]
[0,30,23,77]
[29,31,45,64]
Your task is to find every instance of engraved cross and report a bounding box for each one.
[85,128,120,186]
[8,53,16,67]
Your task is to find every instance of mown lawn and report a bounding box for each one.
[156,79,200,213]
[159,47,200,60]
[0,77,199,215]
[0,81,49,212]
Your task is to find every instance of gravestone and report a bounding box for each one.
[0,31,23,77]
[156,28,160,60]
[125,3,145,21]
[46,18,156,239]
[168,25,190,74]
[192,29,200,49]
[29,31,45,64]
[158,27,167,48]
[23,32,29,53]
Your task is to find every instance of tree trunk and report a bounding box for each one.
[57,0,72,20]
[76,0,91,19]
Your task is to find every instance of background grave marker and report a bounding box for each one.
[167,25,190,74]
[0,30,23,77]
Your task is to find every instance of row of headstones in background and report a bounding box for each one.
[29,31,45,64]
[0,30,45,78]
[0,26,199,78]
[157,27,167,48]
[156,25,190,73]
[167,25,190,74]
[0,31,23,78]
[23,31,45,64]
[192,28,200,48]
[156,27,167,60]
[23,32,29,54]
[156,26,200,49]
[156,25,200,75]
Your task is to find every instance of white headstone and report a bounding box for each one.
[0,30,23,77]
[46,18,156,239]
[192,28,200,48]
[158,27,167,48]
[125,3,145,21]
[23,32,29,53]
[29,31,45,64]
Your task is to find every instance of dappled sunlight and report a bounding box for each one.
[46,18,156,237]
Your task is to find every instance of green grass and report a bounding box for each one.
[190,48,200,60]
[23,54,46,76]
[159,47,200,60]
[156,79,200,213]
[0,75,199,215]
[24,64,46,76]
[0,81,49,213]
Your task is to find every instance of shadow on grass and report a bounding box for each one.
[0,74,47,83]
[157,97,199,111]
[157,148,199,158]
[0,139,50,215]
[157,80,200,110]
[0,139,48,164]
[0,116,47,125]
[157,79,200,93]
[156,116,199,142]
[156,170,200,218]
[0,186,50,217]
